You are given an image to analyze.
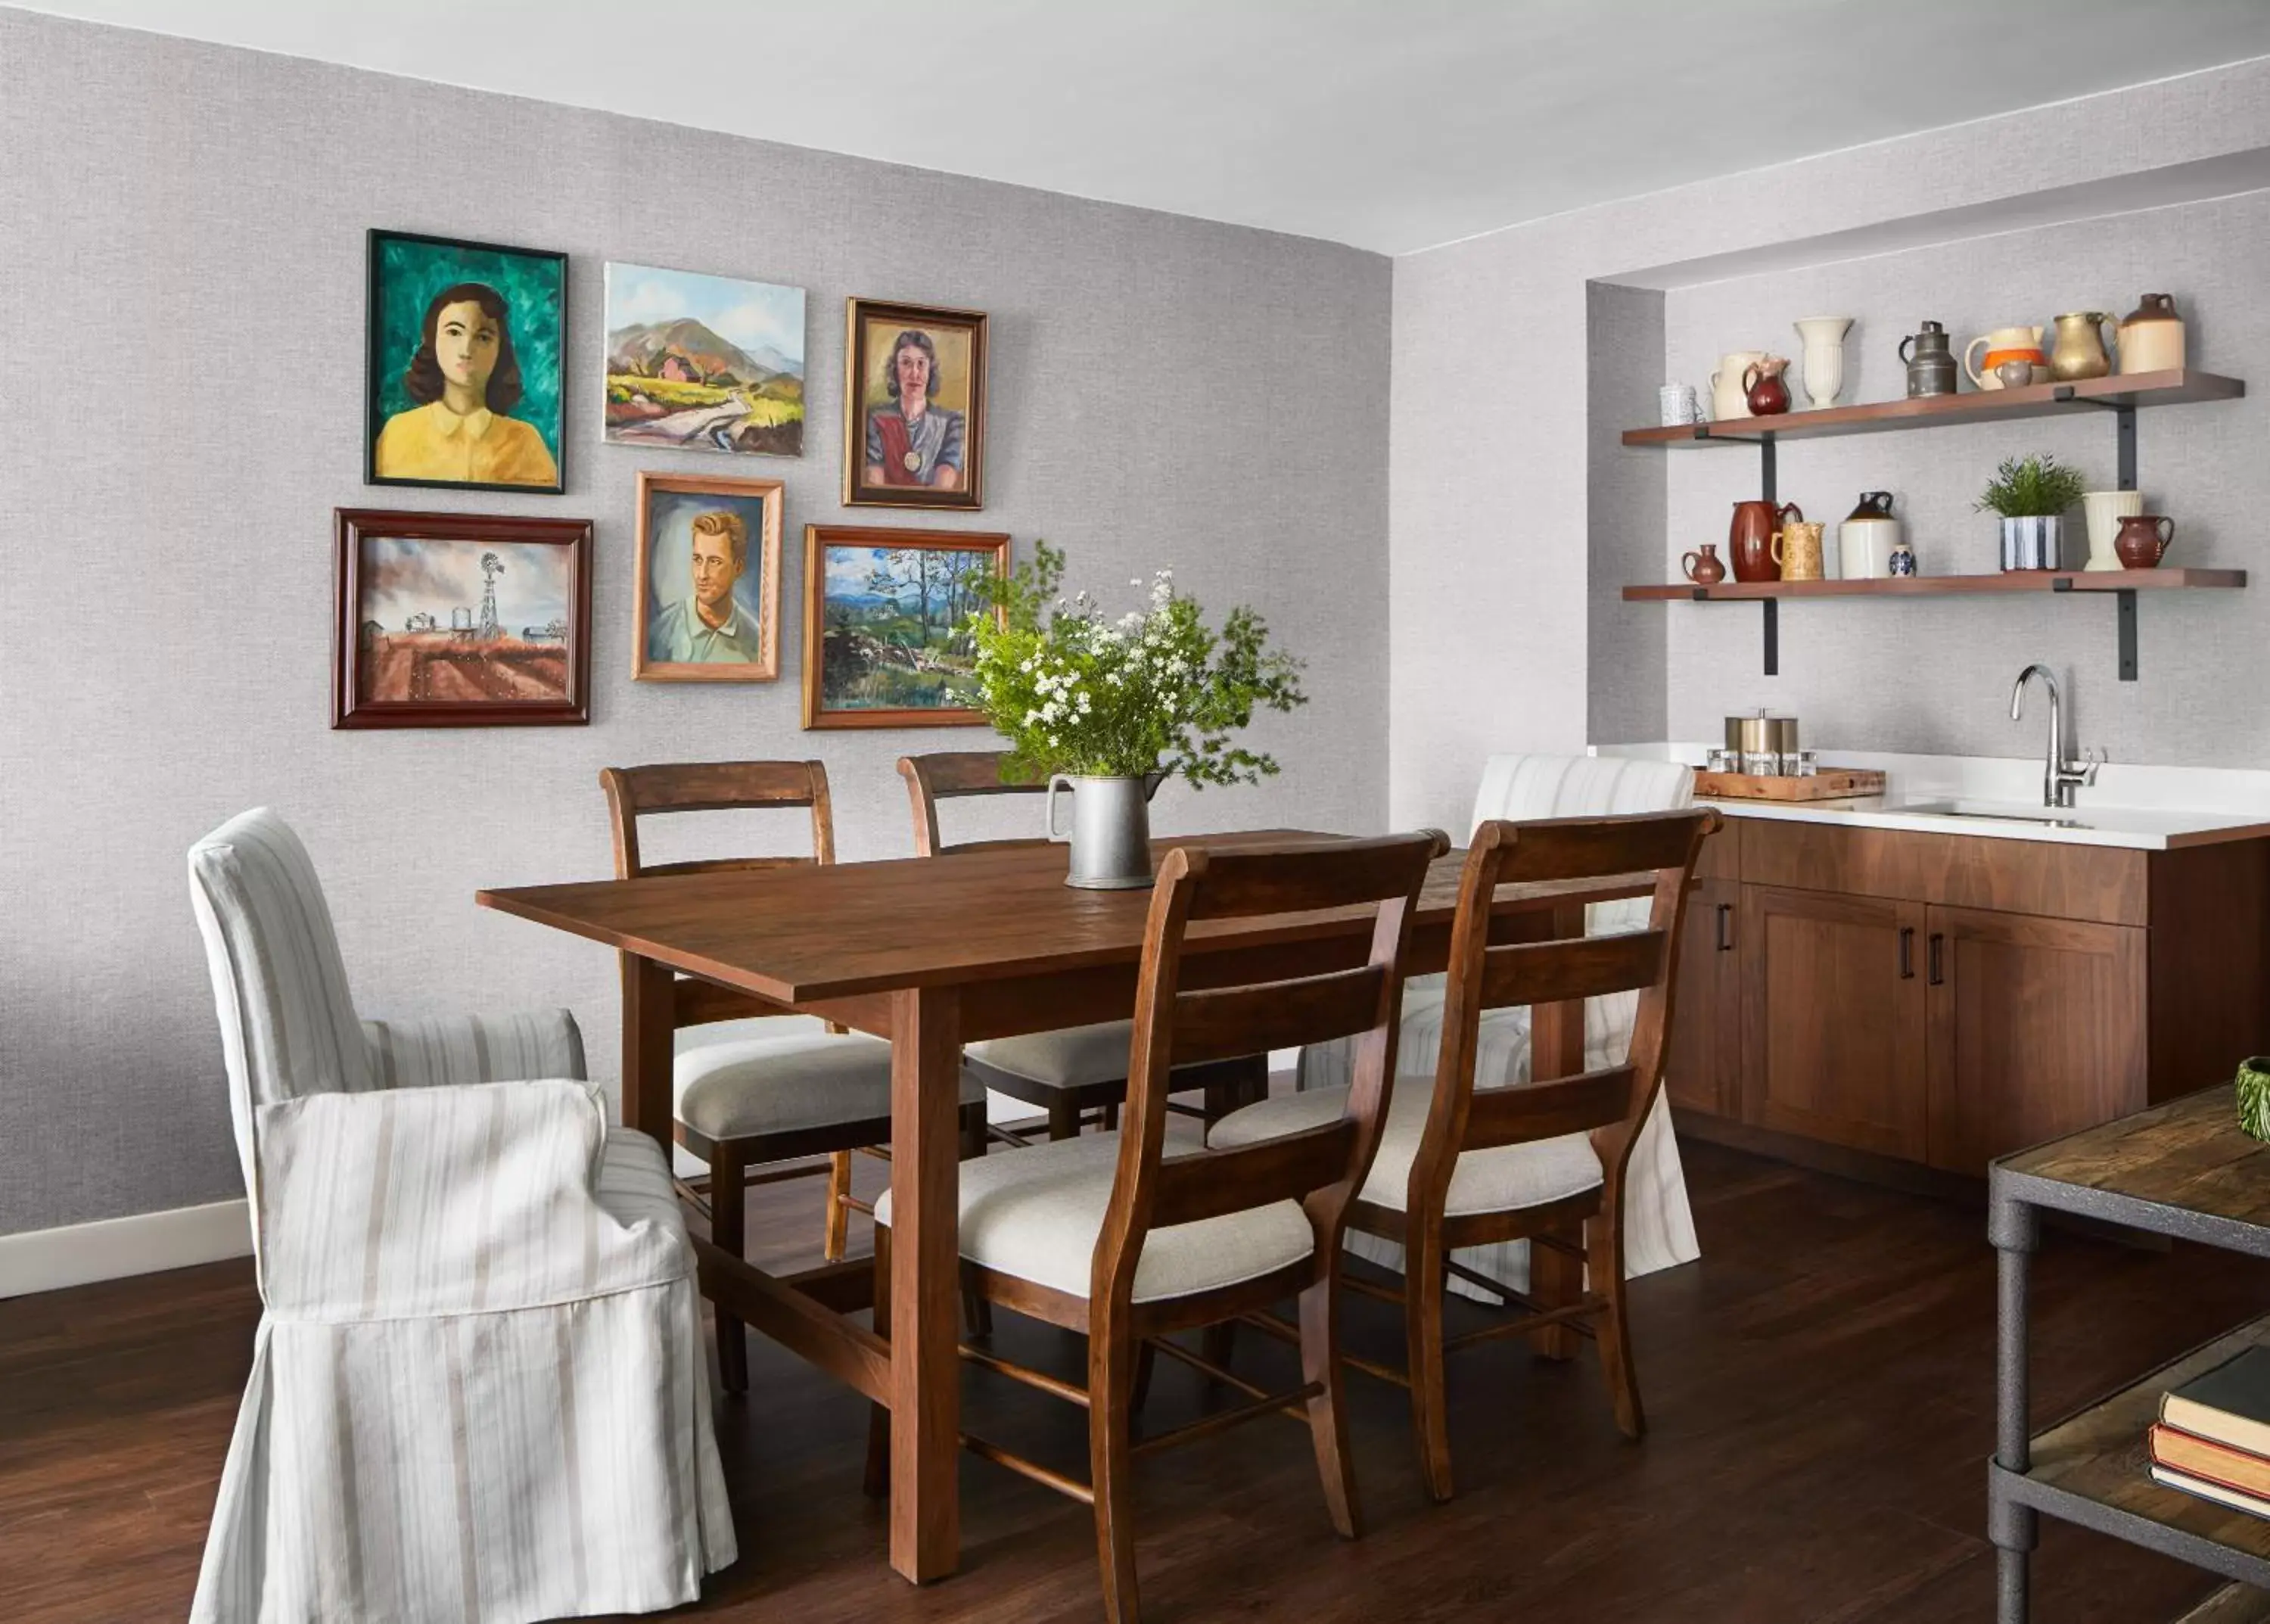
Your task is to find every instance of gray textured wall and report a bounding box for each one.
[1390,54,2270,834]
[1587,282,1667,745]
[0,11,1391,1236]
[1659,192,2268,760]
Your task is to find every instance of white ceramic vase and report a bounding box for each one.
[2082,490,2143,572]
[1794,316,1854,409]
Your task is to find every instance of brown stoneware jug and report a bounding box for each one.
[1743,356,1792,415]
[1730,499,1802,582]
[2115,514,2175,569]
[1683,543,1727,585]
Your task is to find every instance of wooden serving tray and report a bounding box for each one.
[1695,768,1886,802]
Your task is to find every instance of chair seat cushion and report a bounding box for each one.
[872,1133,1314,1304]
[1209,1084,1603,1218]
[676,1031,982,1143]
[966,1021,1135,1090]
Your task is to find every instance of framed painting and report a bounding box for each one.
[604,263,806,457]
[365,229,567,493]
[841,298,987,509]
[334,509,592,729]
[802,525,1008,729]
[633,471,783,682]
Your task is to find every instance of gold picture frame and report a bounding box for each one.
[841,298,987,509]
[631,470,784,681]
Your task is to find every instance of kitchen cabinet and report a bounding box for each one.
[1738,885,1928,1161]
[1669,818,2269,1178]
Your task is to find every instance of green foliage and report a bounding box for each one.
[1976,454,2088,518]
[966,542,1307,789]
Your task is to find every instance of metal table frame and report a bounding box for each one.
[1989,1150,2270,1620]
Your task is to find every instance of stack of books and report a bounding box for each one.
[2151,1345,2270,1516]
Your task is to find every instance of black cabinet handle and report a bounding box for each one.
[1715,903,1734,952]
[1928,932,1945,986]
[1898,926,1914,979]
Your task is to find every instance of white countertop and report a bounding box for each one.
[1597,745,2270,851]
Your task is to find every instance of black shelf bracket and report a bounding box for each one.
[1760,433,1777,504]
[1762,598,1779,676]
[2071,395,2139,490]
[2117,589,2138,680]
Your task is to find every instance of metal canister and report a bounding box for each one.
[1899,320,1958,398]
[1769,716,1802,776]
[1727,711,1784,775]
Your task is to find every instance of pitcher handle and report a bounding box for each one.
[1769,532,1785,568]
[1964,334,1989,387]
[2155,516,2176,559]
[1046,774,1075,843]
[1897,334,1917,367]
[1682,549,1702,580]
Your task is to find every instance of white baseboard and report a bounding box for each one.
[0,1198,252,1299]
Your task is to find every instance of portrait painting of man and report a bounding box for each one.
[843,299,987,509]
[632,473,783,682]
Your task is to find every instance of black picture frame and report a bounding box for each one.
[365,229,569,495]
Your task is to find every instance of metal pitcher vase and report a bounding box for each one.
[1046,772,1167,889]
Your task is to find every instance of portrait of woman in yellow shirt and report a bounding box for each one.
[373,280,560,489]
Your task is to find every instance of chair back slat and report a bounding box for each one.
[1149,1121,1358,1229]
[1183,839,1442,920]
[897,750,1046,856]
[1488,812,1710,886]
[601,761,835,1033]
[1478,928,1666,1013]
[1168,966,1387,1068]
[1089,832,1438,1313]
[1403,807,1718,1219]
[1461,1066,1635,1150]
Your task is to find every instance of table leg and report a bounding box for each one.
[889,985,963,1583]
[620,953,676,1143]
[1989,1192,2039,1624]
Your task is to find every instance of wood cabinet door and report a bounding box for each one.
[1924,904,2147,1173]
[1740,885,1929,1159]
[1666,878,1740,1117]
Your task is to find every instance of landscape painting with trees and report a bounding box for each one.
[603,263,805,456]
[801,526,1009,729]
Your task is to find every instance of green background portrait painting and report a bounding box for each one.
[366,230,567,491]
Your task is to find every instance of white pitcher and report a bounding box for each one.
[1710,351,1767,422]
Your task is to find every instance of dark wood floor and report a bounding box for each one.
[6,1137,2268,1622]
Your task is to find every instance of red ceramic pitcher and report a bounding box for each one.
[2115,514,2175,568]
[1730,500,1802,582]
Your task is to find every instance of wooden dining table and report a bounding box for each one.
[479,831,1650,1585]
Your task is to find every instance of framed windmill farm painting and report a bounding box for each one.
[334,509,593,729]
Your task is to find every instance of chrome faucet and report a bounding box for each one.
[2009,664,2098,808]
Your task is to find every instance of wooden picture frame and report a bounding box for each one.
[365,229,568,494]
[802,524,1009,730]
[632,471,784,682]
[841,298,988,509]
[334,509,592,729]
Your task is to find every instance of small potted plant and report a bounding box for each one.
[967,542,1306,888]
[1976,453,2088,571]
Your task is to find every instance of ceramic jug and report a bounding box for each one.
[1743,356,1792,415]
[2048,312,2115,381]
[1839,490,1901,579]
[1730,499,1802,583]
[2081,490,2141,572]
[1899,322,1958,397]
[1682,543,1727,585]
[2116,294,2184,375]
[2115,515,2175,569]
[1711,351,1767,422]
[1964,325,2047,390]
[1779,521,1827,582]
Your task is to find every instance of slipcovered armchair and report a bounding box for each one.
[187,808,735,1624]
[1299,754,1702,1293]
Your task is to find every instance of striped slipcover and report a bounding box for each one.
[187,808,735,1622]
[1298,754,1703,1296]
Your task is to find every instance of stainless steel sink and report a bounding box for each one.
[1896,799,2084,829]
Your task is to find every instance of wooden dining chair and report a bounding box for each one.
[1209,808,1718,1501]
[897,749,1269,1139]
[866,832,1439,1624]
[602,759,987,1392]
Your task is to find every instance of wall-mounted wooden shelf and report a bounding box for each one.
[1623,570,2246,681]
[1622,369,2244,446]
[1622,569,2246,601]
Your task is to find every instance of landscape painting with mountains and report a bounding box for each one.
[603,263,805,456]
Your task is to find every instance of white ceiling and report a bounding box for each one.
[20,0,2270,254]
